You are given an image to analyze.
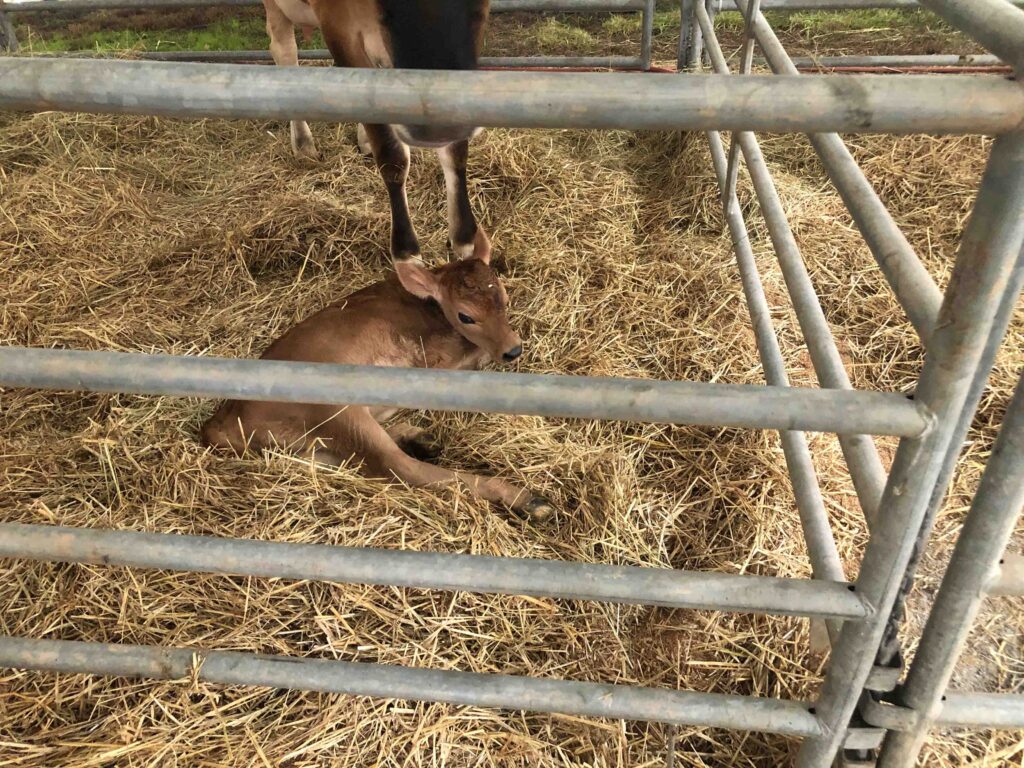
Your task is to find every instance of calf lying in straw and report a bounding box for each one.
[201,254,554,520]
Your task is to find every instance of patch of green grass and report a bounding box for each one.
[713,7,942,33]
[18,15,325,54]
[783,8,925,32]
[532,18,597,51]
[602,9,680,36]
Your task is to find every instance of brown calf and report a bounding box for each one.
[264,0,492,262]
[201,254,554,520]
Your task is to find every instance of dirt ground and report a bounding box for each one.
[0,5,1022,767]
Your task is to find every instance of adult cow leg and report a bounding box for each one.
[437,140,490,261]
[361,123,421,262]
[263,0,319,162]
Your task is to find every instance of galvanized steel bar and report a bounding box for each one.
[0,635,823,735]
[788,53,1004,69]
[493,0,646,9]
[0,523,870,619]
[5,0,1022,10]
[640,0,655,70]
[797,132,1024,768]
[4,59,1019,134]
[877,372,1024,767]
[706,129,846,642]
[698,4,889,528]
[871,252,1024,671]
[678,0,693,69]
[6,0,1024,16]
[482,55,644,69]
[737,0,1024,8]
[686,0,704,68]
[737,0,944,343]
[0,347,928,436]
[914,0,1024,72]
[723,0,762,212]
[0,8,16,53]
[2,0,647,12]
[83,50,645,69]
[1,0,260,7]
[935,693,1024,729]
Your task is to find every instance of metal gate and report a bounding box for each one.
[0,1,1022,765]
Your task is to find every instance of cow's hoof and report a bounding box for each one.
[291,140,321,163]
[290,124,320,163]
[356,124,373,157]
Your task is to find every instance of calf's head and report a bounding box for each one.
[377,0,490,147]
[396,255,522,364]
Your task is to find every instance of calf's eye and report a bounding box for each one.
[458,312,476,325]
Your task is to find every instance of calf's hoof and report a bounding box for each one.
[405,432,443,462]
[523,496,556,523]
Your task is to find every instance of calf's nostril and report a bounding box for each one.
[502,345,523,362]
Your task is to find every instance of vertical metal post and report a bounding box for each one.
[723,0,762,212]
[873,249,1024,669]
[0,4,17,53]
[797,132,1024,768]
[686,0,707,68]
[877,370,1024,766]
[640,0,656,70]
[678,0,693,70]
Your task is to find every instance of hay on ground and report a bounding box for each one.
[0,104,1021,767]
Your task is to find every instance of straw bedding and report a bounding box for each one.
[0,58,1022,768]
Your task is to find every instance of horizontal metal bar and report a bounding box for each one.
[988,551,1024,596]
[789,54,1004,69]
[492,0,646,9]
[36,49,644,69]
[738,0,944,344]
[1,0,262,7]
[936,693,1024,729]
[915,0,1024,72]
[0,347,930,436]
[732,0,1024,9]
[1,59,1022,135]
[1,0,646,13]
[0,635,822,736]
[5,0,1023,10]
[861,695,918,731]
[0,523,871,619]
[483,55,643,68]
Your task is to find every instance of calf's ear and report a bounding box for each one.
[395,259,441,300]
[472,228,492,264]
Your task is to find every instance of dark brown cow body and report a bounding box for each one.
[264,0,492,262]
[201,255,553,520]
